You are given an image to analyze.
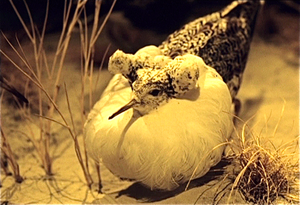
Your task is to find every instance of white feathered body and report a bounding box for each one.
[84,65,233,190]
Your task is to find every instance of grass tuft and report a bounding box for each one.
[232,141,299,204]
[226,105,299,204]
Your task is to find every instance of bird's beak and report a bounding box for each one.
[108,99,138,120]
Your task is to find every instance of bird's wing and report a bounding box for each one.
[159,0,260,98]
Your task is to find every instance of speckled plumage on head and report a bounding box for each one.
[159,0,260,99]
[109,53,204,118]
[132,54,201,98]
[108,45,170,85]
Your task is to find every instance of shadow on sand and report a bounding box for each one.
[116,159,231,202]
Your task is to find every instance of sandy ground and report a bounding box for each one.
[1,5,299,204]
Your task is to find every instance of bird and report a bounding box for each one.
[84,0,260,191]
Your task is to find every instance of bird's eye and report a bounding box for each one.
[149,89,161,96]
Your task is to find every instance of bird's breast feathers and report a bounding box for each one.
[85,66,232,160]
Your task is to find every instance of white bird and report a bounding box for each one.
[85,48,233,190]
[84,0,260,191]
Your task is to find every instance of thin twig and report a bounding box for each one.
[0,128,24,183]
[64,83,93,187]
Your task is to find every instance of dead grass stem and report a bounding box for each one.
[77,0,116,191]
[0,0,116,190]
[0,93,23,183]
[0,127,23,183]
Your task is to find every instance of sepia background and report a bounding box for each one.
[0,0,299,203]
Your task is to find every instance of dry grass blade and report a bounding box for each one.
[34,114,69,129]
[95,43,111,88]
[77,0,116,191]
[0,127,23,183]
[46,1,88,139]
[226,103,299,204]
[2,0,90,181]
[227,149,261,203]
[0,47,43,92]
[2,0,115,192]
[91,0,117,46]
[272,98,286,137]
[8,0,34,42]
[63,83,93,188]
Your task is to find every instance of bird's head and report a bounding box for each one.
[109,54,207,120]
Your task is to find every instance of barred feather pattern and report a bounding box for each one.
[159,0,260,99]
